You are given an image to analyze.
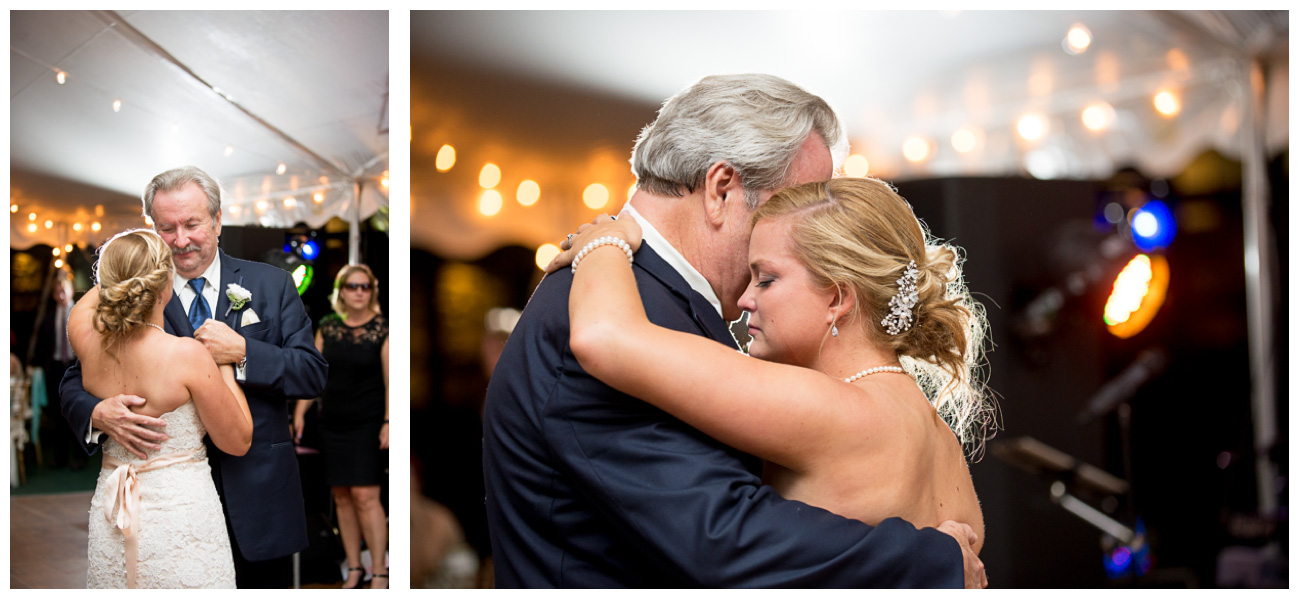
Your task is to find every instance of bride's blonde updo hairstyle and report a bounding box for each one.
[94,229,173,356]
[752,177,996,455]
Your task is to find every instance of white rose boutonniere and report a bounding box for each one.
[225,283,252,317]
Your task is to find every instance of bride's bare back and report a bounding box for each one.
[762,377,984,552]
[67,287,251,455]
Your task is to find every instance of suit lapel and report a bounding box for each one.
[164,295,192,337]
[215,250,242,330]
[636,243,739,350]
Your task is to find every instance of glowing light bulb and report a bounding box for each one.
[1064,24,1092,55]
[436,145,456,172]
[29,213,36,221]
[1017,114,1048,141]
[1082,102,1116,132]
[951,129,979,154]
[535,243,561,270]
[583,184,609,210]
[56,71,67,84]
[313,193,325,204]
[44,220,53,229]
[91,222,102,232]
[479,163,502,189]
[73,222,83,232]
[10,204,16,213]
[54,259,64,269]
[517,180,540,206]
[283,196,297,208]
[479,190,504,216]
[844,154,871,177]
[53,248,61,256]
[27,224,37,233]
[112,99,122,112]
[64,244,73,253]
[276,162,287,175]
[902,137,931,163]
[1154,90,1181,117]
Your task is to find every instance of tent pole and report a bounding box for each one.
[1239,58,1277,518]
[350,180,362,266]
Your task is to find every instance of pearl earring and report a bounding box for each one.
[831,324,839,337]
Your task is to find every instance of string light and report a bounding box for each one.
[902,137,931,163]
[276,162,287,175]
[28,213,36,221]
[1064,24,1092,55]
[44,220,53,229]
[64,244,73,253]
[91,222,101,232]
[951,128,981,154]
[479,190,503,216]
[517,180,540,206]
[313,192,325,204]
[436,145,456,172]
[27,224,37,233]
[54,259,64,269]
[479,163,501,189]
[583,183,609,209]
[52,248,61,257]
[73,222,83,232]
[535,243,561,270]
[1017,114,1048,141]
[283,196,297,208]
[844,154,870,176]
[1154,90,1181,117]
[1082,102,1116,131]
[9,204,16,213]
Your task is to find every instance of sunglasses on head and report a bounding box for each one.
[342,282,372,291]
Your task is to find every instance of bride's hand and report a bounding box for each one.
[546,213,643,273]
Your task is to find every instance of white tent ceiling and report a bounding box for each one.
[9,10,390,250]
[411,10,1288,260]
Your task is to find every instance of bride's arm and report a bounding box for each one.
[568,222,863,473]
[183,340,252,455]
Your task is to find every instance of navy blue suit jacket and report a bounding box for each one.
[61,250,328,561]
[483,243,962,587]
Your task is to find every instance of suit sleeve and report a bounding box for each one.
[240,271,327,401]
[58,359,103,455]
[542,280,963,588]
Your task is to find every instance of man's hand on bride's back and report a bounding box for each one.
[91,394,168,460]
[937,520,987,588]
[546,213,643,274]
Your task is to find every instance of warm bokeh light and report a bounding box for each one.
[56,71,66,84]
[313,192,325,204]
[517,180,540,206]
[283,196,297,208]
[9,204,16,213]
[27,223,37,233]
[1017,114,1048,141]
[1104,254,1170,339]
[951,129,978,154]
[1082,101,1116,131]
[64,244,73,253]
[1154,90,1181,117]
[1064,24,1092,54]
[112,99,122,112]
[844,154,871,177]
[902,137,931,163]
[54,259,63,269]
[276,162,287,175]
[583,183,610,209]
[535,243,561,270]
[28,212,36,221]
[91,222,101,232]
[52,247,61,256]
[225,145,234,157]
[255,201,269,213]
[44,220,53,229]
[479,190,504,216]
[479,163,502,189]
[381,170,390,189]
[436,145,456,172]
[73,222,83,232]
[95,205,104,217]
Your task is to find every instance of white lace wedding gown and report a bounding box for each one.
[86,401,236,588]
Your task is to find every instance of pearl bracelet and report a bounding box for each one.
[571,235,634,273]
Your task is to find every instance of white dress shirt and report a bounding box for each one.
[621,202,724,319]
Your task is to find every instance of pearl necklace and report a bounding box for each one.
[146,323,166,334]
[844,365,905,383]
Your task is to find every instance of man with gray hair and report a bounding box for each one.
[484,74,985,587]
[61,166,328,588]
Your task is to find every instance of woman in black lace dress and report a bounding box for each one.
[297,264,389,588]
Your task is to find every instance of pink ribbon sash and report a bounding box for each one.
[101,450,203,589]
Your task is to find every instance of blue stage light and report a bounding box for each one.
[1130,200,1175,251]
[300,239,320,260]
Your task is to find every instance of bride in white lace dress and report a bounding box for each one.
[67,229,252,588]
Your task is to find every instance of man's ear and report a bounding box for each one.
[702,161,741,227]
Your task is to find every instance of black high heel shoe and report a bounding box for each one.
[369,572,388,589]
[342,566,366,589]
